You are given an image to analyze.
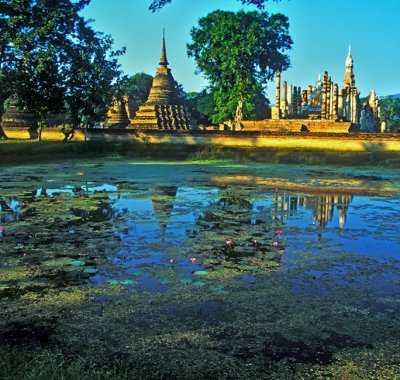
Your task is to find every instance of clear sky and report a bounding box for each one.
[81,0,400,100]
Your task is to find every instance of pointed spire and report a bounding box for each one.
[159,29,169,67]
[348,44,352,56]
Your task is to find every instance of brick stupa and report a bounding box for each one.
[130,33,191,130]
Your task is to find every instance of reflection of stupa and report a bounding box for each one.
[130,33,191,130]
[151,186,178,240]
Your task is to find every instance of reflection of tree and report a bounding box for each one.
[271,191,353,228]
[195,188,283,272]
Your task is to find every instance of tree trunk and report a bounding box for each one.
[234,96,243,131]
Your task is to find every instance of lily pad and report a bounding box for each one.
[120,279,134,285]
[192,281,206,287]
[69,260,85,266]
[107,279,119,285]
[83,268,97,273]
[160,279,171,285]
[194,270,209,276]
[180,279,193,284]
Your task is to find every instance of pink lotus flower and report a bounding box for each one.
[226,239,233,246]
[273,241,279,247]
[190,257,197,263]
[275,229,283,235]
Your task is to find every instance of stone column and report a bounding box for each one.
[302,90,308,108]
[297,86,302,114]
[326,76,331,119]
[287,84,293,116]
[272,71,281,119]
[281,81,288,118]
[307,86,312,106]
[338,90,344,118]
[321,72,328,119]
[292,86,298,115]
[326,76,332,119]
[276,71,281,108]
[332,84,339,120]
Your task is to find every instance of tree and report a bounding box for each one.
[0,0,124,128]
[187,10,292,125]
[149,0,280,12]
[186,89,216,125]
[115,72,153,110]
[379,95,400,132]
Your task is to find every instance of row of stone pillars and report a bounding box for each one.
[272,71,360,123]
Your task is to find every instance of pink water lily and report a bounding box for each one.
[226,239,233,246]
[190,257,197,263]
[273,241,279,247]
[275,229,283,235]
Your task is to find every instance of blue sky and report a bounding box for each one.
[81,0,400,100]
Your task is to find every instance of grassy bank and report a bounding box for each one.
[1,139,400,167]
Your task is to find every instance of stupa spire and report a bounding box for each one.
[159,29,169,67]
[343,45,355,89]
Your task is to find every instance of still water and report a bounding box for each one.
[0,159,399,376]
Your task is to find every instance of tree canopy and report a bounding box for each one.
[0,0,124,126]
[380,95,400,132]
[149,0,280,12]
[187,10,292,124]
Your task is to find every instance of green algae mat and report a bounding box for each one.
[0,159,399,379]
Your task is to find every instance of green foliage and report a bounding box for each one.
[187,10,292,123]
[116,72,153,108]
[0,0,125,126]
[186,89,216,125]
[379,95,400,132]
[149,0,281,12]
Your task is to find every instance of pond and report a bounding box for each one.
[1,159,399,379]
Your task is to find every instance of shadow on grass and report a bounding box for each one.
[0,140,400,167]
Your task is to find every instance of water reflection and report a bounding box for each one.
[270,191,353,228]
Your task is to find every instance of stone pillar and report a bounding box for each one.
[321,72,328,119]
[326,76,331,119]
[332,84,339,120]
[292,86,298,115]
[287,84,293,116]
[302,90,308,108]
[338,90,344,118]
[281,81,288,118]
[297,86,302,114]
[307,86,312,106]
[352,88,358,123]
[276,71,281,107]
[272,71,281,119]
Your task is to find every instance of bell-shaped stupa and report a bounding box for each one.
[130,32,191,130]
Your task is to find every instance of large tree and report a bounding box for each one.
[380,95,400,132]
[0,0,124,128]
[149,0,280,12]
[187,10,292,125]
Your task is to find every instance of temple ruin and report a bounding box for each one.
[129,33,191,130]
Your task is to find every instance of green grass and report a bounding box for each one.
[1,139,400,167]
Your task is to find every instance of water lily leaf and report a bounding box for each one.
[160,279,171,285]
[194,270,209,276]
[131,271,142,277]
[180,279,193,284]
[210,285,225,292]
[107,279,119,285]
[193,281,206,287]
[69,260,85,266]
[120,279,133,285]
[83,268,97,273]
